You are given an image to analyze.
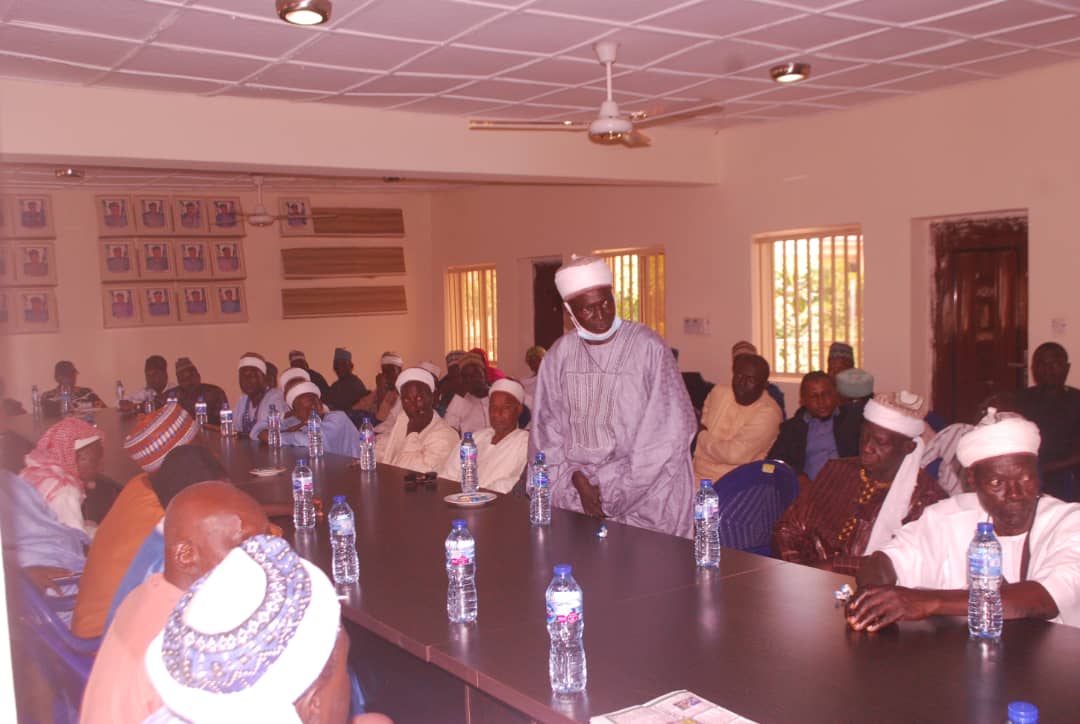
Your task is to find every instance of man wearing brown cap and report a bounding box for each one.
[164,357,227,426]
[40,360,104,417]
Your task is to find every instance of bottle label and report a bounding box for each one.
[330,514,353,536]
[546,591,583,624]
[533,471,549,488]
[292,475,313,493]
[360,429,374,444]
[460,447,477,464]
[694,498,718,521]
[446,541,474,567]
[968,552,1002,578]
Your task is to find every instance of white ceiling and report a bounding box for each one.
[2,0,1080,130]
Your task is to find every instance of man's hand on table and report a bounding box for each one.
[571,471,605,518]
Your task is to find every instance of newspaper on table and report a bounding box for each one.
[590,690,757,724]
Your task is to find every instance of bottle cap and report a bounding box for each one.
[700,479,713,489]
[1007,701,1038,724]
[452,519,467,529]
[221,401,229,408]
[535,452,545,463]
[554,563,572,576]
[333,495,345,504]
[977,521,995,535]
[463,431,473,440]
[296,458,307,466]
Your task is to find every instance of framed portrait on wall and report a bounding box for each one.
[0,290,11,334]
[99,241,138,280]
[179,284,215,323]
[210,241,245,278]
[96,195,134,236]
[214,284,247,322]
[134,196,173,234]
[278,197,313,236]
[139,240,175,278]
[174,198,208,234]
[11,196,54,239]
[102,287,142,328]
[140,285,176,323]
[0,197,11,239]
[16,289,58,333]
[14,243,57,285]
[176,241,211,278]
[208,197,244,235]
[0,245,12,285]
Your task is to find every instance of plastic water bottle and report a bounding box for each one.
[694,479,721,568]
[291,458,315,529]
[328,495,359,585]
[143,394,155,414]
[166,390,178,404]
[307,414,324,458]
[267,404,282,448]
[59,385,72,416]
[968,521,1003,640]
[194,396,208,427]
[445,519,477,623]
[219,402,234,436]
[530,453,551,526]
[1007,701,1039,724]
[115,380,125,406]
[459,432,478,494]
[546,564,586,694]
[30,385,41,418]
[358,418,376,471]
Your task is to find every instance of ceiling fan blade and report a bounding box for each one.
[469,119,588,131]
[633,103,724,129]
[621,128,652,148]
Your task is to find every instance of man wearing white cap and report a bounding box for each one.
[530,255,696,538]
[848,409,1080,630]
[235,353,286,439]
[439,379,528,493]
[253,381,359,458]
[773,391,946,573]
[376,367,460,472]
[443,352,490,435]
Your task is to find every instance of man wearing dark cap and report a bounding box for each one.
[828,341,856,379]
[40,360,104,417]
[119,355,171,413]
[288,349,330,398]
[164,357,228,426]
[324,347,369,415]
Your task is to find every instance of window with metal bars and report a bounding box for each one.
[755,228,864,377]
[593,247,666,337]
[445,264,498,364]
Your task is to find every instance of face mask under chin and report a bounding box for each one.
[566,303,623,342]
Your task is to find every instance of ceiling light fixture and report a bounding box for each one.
[276,0,331,26]
[54,168,84,179]
[770,62,811,84]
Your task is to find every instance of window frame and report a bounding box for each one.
[592,246,666,337]
[445,263,499,364]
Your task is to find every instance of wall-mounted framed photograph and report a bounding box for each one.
[12,195,54,239]
[0,197,11,239]
[99,240,138,280]
[210,240,245,278]
[139,240,174,278]
[279,197,313,236]
[102,286,142,328]
[0,290,11,334]
[96,195,135,236]
[140,284,176,323]
[214,284,247,322]
[176,240,211,278]
[14,243,57,285]
[134,195,173,234]
[16,288,58,333]
[208,197,244,235]
[174,198,208,234]
[179,284,215,323]
[0,245,13,285]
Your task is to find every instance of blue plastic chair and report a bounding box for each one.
[711,460,799,557]
[8,569,101,724]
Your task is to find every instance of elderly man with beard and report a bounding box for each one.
[376,367,459,472]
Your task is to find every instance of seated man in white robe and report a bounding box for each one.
[235,353,286,440]
[439,379,529,493]
[251,382,360,458]
[443,352,490,434]
[530,255,696,538]
[376,368,460,472]
[848,409,1080,630]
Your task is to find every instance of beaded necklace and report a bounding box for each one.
[835,468,891,544]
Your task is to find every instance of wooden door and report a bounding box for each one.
[533,261,565,350]
[932,217,1027,425]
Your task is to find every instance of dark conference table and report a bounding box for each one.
[11,410,1080,723]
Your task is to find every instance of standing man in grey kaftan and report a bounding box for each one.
[531,255,696,538]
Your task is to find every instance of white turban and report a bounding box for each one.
[278,367,310,391]
[381,351,404,368]
[956,408,1041,468]
[395,367,435,394]
[237,356,267,375]
[489,378,525,405]
[418,361,442,380]
[555,255,612,301]
[863,391,925,439]
[145,536,339,724]
[285,381,321,409]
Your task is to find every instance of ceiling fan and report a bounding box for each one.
[468,40,723,148]
[242,175,336,227]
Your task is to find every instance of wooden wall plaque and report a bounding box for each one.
[281,285,407,318]
[311,207,404,236]
[281,246,405,279]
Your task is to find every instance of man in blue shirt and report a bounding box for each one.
[768,371,860,484]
